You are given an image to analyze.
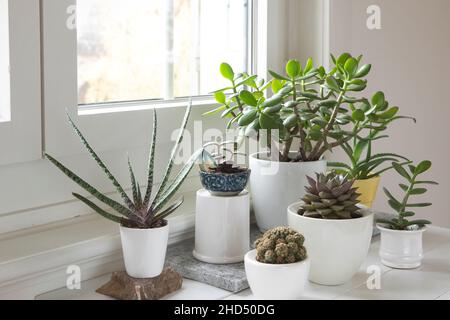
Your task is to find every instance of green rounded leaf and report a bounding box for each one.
[304,58,314,74]
[352,109,366,122]
[354,64,372,78]
[372,91,386,107]
[238,110,258,126]
[283,114,298,128]
[214,92,227,104]
[344,58,358,77]
[337,53,352,67]
[272,79,283,94]
[220,63,235,81]
[262,95,283,108]
[259,113,279,129]
[415,160,432,175]
[286,59,301,78]
[239,90,258,107]
[326,76,340,92]
[378,107,399,119]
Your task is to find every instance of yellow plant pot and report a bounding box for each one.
[353,176,381,208]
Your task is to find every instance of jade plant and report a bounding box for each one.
[297,171,362,219]
[206,53,402,163]
[255,227,307,264]
[377,161,438,230]
[45,104,202,229]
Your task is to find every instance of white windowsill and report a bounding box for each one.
[0,189,198,300]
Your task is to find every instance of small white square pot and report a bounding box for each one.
[244,250,310,300]
[288,203,373,286]
[120,223,170,279]
[377,224,426,269]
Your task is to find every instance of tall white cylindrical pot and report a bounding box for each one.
[249,153,327,232]
[288,203,374,285]
[193,189,250,264]
[120,223,169,279]
[378,225,425,269]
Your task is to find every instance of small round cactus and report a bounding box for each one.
[255,227,307,264]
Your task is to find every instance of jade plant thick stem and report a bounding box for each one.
[206,53,404,163]
[46,104,202,229]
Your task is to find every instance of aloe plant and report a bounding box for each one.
[45,104,202,229]
[377,161,438,230]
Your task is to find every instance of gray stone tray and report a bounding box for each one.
[166,212,392,293]
[165,225,262,293]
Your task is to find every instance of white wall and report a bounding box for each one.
[329,0,450,227]
[0,0,10,121]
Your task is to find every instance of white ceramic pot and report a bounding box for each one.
[193,189,250,264]
[120,223,169,278]
[249,153,327,232]
[244,250,310,300]
[377,225,426,269]
[287,203,373,285]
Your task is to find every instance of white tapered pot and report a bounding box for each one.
[378,225,426,269]
[120,223,169,278]
[245,250,310,300]
[288,203,373,286]
[249,153,327,232]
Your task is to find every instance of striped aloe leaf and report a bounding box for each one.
[73,193,126,224]
[45,153,133,217]
[152,148,202,213]
[152,196,184,222]
[127,156,142,209]
[152,101,193,209]
[67,115,136,212]
[143,110,158,207]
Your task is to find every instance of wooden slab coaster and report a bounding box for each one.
[96,267,183,300]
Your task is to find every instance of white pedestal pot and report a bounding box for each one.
[193,189,250,264]
[249,153,327,232]
[120,223,170,279]
[288,203,374,286]
[245,250,310,300]
[377,225,426,269]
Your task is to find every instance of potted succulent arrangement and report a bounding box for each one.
[199,141,250,196]
[245,227,310,300]
[329,90,415,208]
[45,104,202,279]
[377,161,438,269]
[206,53,389,231]
[287,172,373,285]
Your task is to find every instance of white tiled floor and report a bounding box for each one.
[37,226,450,300]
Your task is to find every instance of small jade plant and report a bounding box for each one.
[255,227,307,264]
[297,171,363,219]
[377,161,438,230]
[200,141,248,174]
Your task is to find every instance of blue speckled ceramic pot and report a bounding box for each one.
[200,169,251,196]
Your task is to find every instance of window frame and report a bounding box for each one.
[42,0,256,158]
[0,0,42,166]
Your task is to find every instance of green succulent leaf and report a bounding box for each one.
[67,114,136,211]
[325,76,340,92]
[269,70,290,81]
[239,90,258,107]
[354,64,372,78]
[352,109,366,122]
[286,59,301,78]
[45,153,133,217]
[415,160,432,175]
[220,63,235,81]
[344,58,358,77]
[73,193,124,224]
[144,110,158,206]
[203,105,227,116]
[238,110,258,126]
[214,91,227,104]
[392,162,411,181]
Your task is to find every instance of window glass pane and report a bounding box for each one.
[0,0,10,122]
[77,0,249,105]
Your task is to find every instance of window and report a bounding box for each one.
[77,0,250,106]
[0,0,10,122]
